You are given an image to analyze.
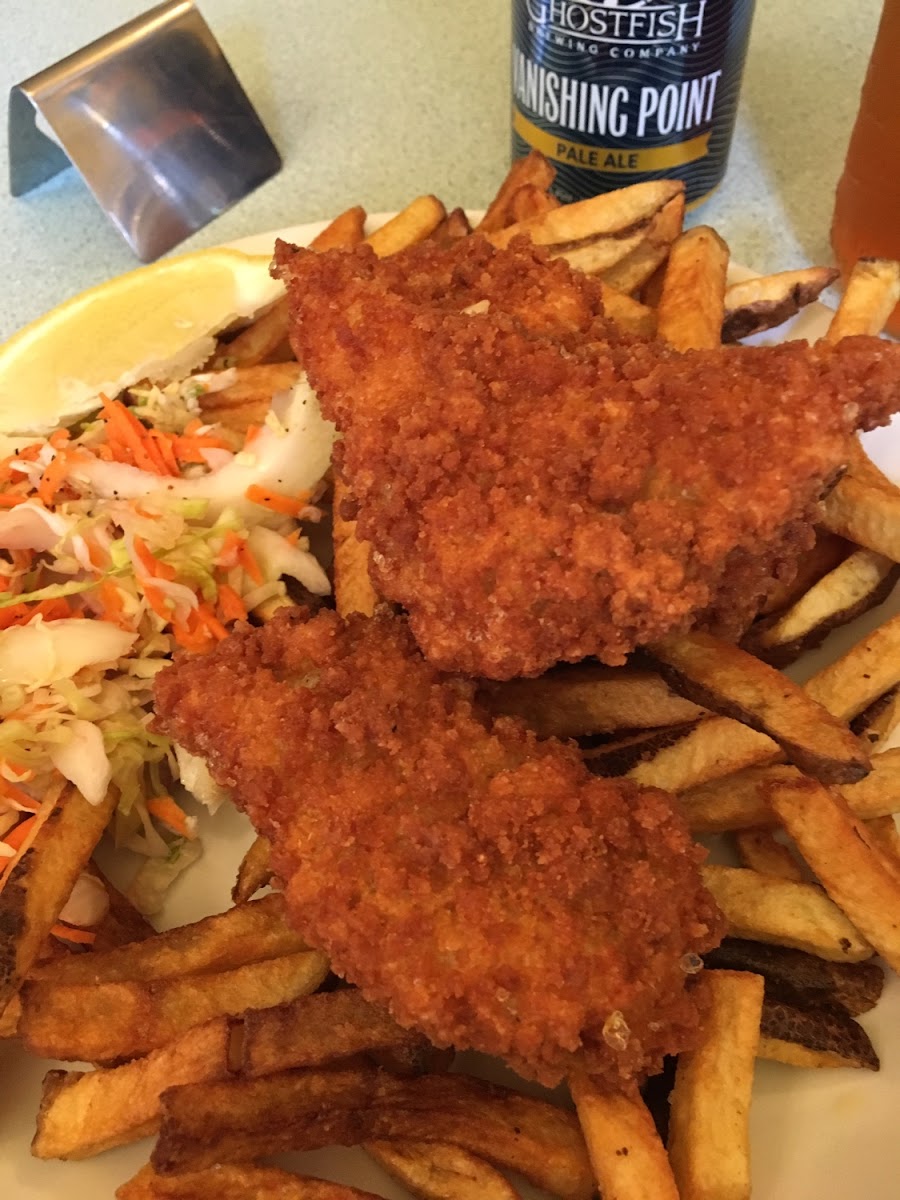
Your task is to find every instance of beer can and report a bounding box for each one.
[511,0,756,206]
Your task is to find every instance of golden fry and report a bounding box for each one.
[766,776,900,973]
[310,204,368,252]
[722,266,838,342]
[826,257,900,342]
[702,865,872,962]
[655,225,729,351]
[734,829,804,881]
[366,196,447,258]
[482,664,704,738]
[600,192,685,294]
[477,149,557,234]
[365,1140,520,1200]
[569,1072,679,1200]
[647,630,868,783]
[667,970,764,1200]
[32,1018,230,1159]
[232,834,274,904]
[488,178,682,250]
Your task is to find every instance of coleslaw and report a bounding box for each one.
[0,370,335,921]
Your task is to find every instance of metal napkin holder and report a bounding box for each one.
[8,1,282,261]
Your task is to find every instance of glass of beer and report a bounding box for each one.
[831,0,900,334]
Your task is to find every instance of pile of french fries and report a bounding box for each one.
[3,149,900,1199]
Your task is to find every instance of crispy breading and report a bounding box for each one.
[154,609,723,1087]
[273,237,900,679]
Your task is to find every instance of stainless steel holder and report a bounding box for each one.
[8,1,282,261]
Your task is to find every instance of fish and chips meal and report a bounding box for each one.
[2,149,900,1198]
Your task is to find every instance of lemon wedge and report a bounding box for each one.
[0,247,285,435]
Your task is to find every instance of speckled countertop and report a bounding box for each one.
[0,0,883,339]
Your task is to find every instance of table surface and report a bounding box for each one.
[0,0,883,340]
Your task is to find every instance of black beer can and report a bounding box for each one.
[511,0,756,206]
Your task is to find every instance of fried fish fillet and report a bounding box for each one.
[154,609,723,1087]
[273,236,900,679]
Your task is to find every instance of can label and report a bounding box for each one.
[511,0,755,205]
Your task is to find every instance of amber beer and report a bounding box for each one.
[511,0,756,206]
[832,0,900,335]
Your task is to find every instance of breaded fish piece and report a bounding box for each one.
[154,609,723,1087]
[274,237,900,679]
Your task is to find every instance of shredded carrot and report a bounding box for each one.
[50,923,96,945]
[37,448,82,506]
[0,597,71,630]
[217,583,247,623]
[0,776,39,810]
[0,492,26,508]
[98,579,129,627]
[236,541,263,585]
[133,536,177,582]
[48,429,70,450]
[147,795,197,839]
[100,395,178,476]
[2,815,37,851]
[149,429,180,476]
[244,424,262,445]
[245,484,311,518]
[142,582,173,622]
[196,602,228,641]
[184,418,204,436]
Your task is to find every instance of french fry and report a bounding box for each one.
[861,815,900,880]
[477,149,557,234]
[569,1072,678,1200]
[31,1017,230,1159]
[242,988,430,1076]
[91,868,158,952]
[667,970,764,1200]
[365,1140,520,1200]
[655,226,730,351]
[365,196,447,258]
[825,257,900,343]
[310,204,368,252]
[30,892,305,985]
[765,776,900,973]
[481,664,704,738]
[758,996,879,1071]
[680,749,900,834]
[702,865,873,962]
[431,206,474,244]
[118,1163,384,1200]
[704,937,885,1017]
[508,182,560,225]
[804,608,900,721]
[20,948,329,1061]
[213,298,292,369]
[488,179,683,251]
[232,834,274,904]
[333,474,379,618]
[630,610,900,791]
[647,631,869,783]
[583,723,701,778]
[748,548,900,665]
[0,781,115,1014]
[853,684,900,746]
[722,266,839,342]
[599,284,657,337]
[153,1068,593,1200]
[198,362,303,415]
[600,192,685,294]
[756,531,850,617]
[822,471,900,563]
[555,225,656,277]
[734,829,804,881]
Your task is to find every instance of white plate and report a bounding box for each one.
[1,220,899,1200]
